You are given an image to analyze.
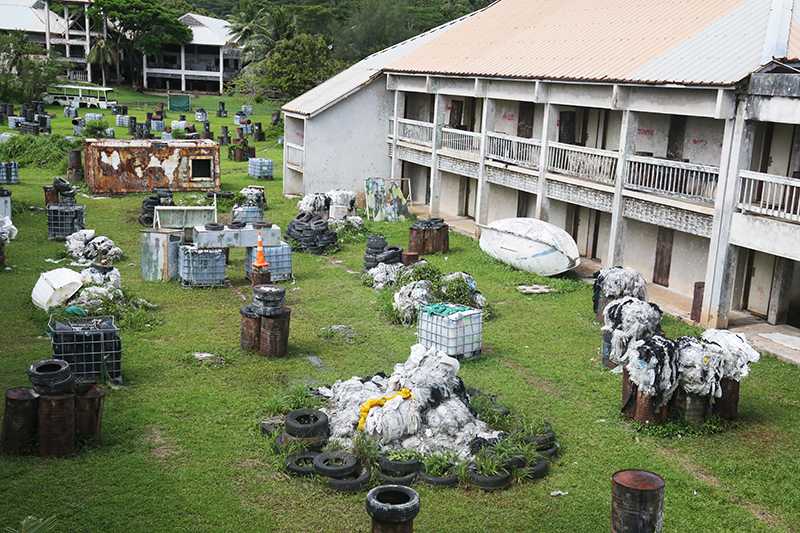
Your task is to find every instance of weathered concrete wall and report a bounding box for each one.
[405,162,429,205]
[302,79,393,195]
[683,117,724,166]
[487,183,518,222]
[406,93,432,121]
[624,219,658,281]
[440,171,461,214]
[634,113,670,156]
[670,231,710,296]
[492,100,519,135]
[748,251,775,316]
[730,213,800,262]
[83,138,220,194]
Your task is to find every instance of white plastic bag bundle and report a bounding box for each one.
[239,186,265,206]
[676,336,724,397]
[604,297,662,364]
[326,189,356,207]
[393,280,433,324]
[0,216,17,244]
[297,193,329,213]
[368,262,403,289]
[597,267,648,301]
[700,329,760,381]
[325,376,387,439]
[626,335,679,409]
[66,229,95,259]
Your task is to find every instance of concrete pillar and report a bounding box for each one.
[535,103,559,222]
[767,256,793,324]
[428,93,446,216]
[702,102,754,329]
[142,54,148,89]
[390,90,404,182]
[85,4,91,84]
[475,98,495,227]
[64,6,70,57]
[219,48,224,94]
[44,0,50,50]
[606,110,639,267]
[181,45,186,92]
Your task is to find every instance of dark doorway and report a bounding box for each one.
[449,100,464,128]
[517,191,532,217]
[653,227,674,287]
[559,111,576,145]
[517,102,535,139]
[667,115,687,160]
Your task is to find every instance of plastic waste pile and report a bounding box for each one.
[626,335,679,410]
[603,297,662,365]
[66,230,123,264]
[700,329,761,381]
[317,344,499,458]
[393,280,434,324]
[442,272,488,309]
[298,189,356,214]
[0,215,17,244]
[239,186,265,206]
[367,262,405,290]
[592,266,648,314]
[675,336,725,397]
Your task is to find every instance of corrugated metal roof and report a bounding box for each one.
[0,0,65,33]
[386,0,800,86]
[180,13,233,46]
[282,12,480,117]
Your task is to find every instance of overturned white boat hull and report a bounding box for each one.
[478,218,580,276]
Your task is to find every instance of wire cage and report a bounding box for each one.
[48,315,122,383]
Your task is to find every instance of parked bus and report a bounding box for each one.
[43,85,117,109]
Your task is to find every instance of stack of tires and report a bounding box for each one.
[315,451,371,493]
[138,189,174,226]
[375,453,420,486]
[27,359,75,396]
[251,284,285,317]
[364,236,403,271]
[284,211,339,254]
[277,409,329,452]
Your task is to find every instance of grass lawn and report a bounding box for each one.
[1,90,799,532]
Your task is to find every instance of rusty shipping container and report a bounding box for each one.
[83,139,221,194]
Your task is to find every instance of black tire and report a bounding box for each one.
[253,284,286,301]
[252,221,272,229]
[240,306,260,319]
[363,253,378,262]
[252,305,285,317]
[419,469,459,487]
[285,451,320,477]
[520,456,548,480]
[27,359,71,385]
[52,176,71,192]
[279,430,328,451]
[365,485,421,523]
[204,222,224,231]
[486,451,524,470]
[384,245,403,253]
[525,428,556,451]
[274,433,287,453]
[284,409,329,438]
[537,442,560,459]
[378,454,420,474]
[311,219,328,230]
[294,211,312,222]
[375,469,417,486]
[313,451,357,478]
[468,462,512,491]
[227,220,246,229]
[327,463,371,493]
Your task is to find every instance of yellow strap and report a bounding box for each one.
[357,388,412,431]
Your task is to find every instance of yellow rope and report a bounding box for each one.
[356,388,412,431]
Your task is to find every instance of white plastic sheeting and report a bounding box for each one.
[593,267,648,314]
[318,344,498,458]
[603,297,662,365]
[66,230,123,263]
[31,268,83,310]
[676,336,725,398]
[626,335,679,410]
[367,262,404,290]
[297,190,356,213]
[0,216,17,245]
[239,186,265,206]
[393,280,434,324]
[700,329,761,381]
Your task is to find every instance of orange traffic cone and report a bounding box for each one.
[252,230,270,268]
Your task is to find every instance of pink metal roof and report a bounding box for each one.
[387,0,796,85]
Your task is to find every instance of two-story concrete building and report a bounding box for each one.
[282,0,800,331]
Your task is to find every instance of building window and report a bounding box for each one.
[192,158,212,179]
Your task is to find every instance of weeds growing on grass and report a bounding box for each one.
[0,134,80,170]
[263,384,324,415]
[631,413,736,438]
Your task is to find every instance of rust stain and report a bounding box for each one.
[83,138,221,194]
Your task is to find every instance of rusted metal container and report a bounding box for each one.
[711,378,739,420]
[240,306,262,352]
[260,308,291,358]
[596,295,612,323]
[622,366,637,419]
[74,384,105,445]
[401,251,419,265]
[38,393,75,457]
[601,329,615,368]
[67,149,82,169]
[1,387,40,455]
[140,228,184,281]
[675,389,707,425]
[43,185,59,206]
[634,391,668,425]
[251,265,271,287]
[611,469,665,533]
[235,147,245,162]
[83,138,220,194]
[408,225,449,255]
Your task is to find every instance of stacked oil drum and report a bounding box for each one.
[240,284,291,358]
[138,189,174,226]
[284,211,339,254]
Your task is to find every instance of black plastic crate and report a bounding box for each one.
[48,315,122,382]
[47,204,85,239]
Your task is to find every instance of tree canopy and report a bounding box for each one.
[0,30,66,102]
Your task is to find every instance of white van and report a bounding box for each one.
[43,85,117,109]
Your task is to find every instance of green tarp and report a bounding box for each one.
[168,93,191,112]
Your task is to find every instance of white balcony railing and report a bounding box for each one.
[738,170,800,221]
[440,127,481,157]
[286,142,304,169]
[625,156,719,203]
[396,118,434,147]
[486,131,541,169]
[548,142,619,185]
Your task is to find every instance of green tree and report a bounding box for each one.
[331,0,411,62]
[162,0,215,17]
[227,0,268,45]
[266,34,338,100]
[241,5,297,63]
[88,0,193,86]
[0,31,65,101]
[87,37,118,87]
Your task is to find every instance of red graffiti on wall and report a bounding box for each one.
[502,112,515,121]
[693,139,707,146]
[637,128,654,136]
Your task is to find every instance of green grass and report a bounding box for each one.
[1,94,800,532]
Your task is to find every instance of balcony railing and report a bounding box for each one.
[625,155,718,203]
[286,142,304,169]
[486,131,541,169]
[548,141,619,185]
[440,127,481,157]
[738,170,800,221]
[396,118,434,147]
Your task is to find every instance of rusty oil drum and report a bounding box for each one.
[711,377,740,420]
[1,387,40,455]
[260,308,291,358]
[38,393,75,457]
[621,366,637,419]
[74,384,106,445]
[634,390,668,426]
[601,329,615,368]
[240,306,262,352]
[611,469,665,533]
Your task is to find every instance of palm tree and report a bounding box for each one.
[226,0,268,45]
[240,5,297,64]
[86,37,118,86]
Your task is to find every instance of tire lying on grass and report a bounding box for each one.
[279,430,327,451]
[537,442,560,459]
[327,463,371,493]
[313,451,357,478]
[378,454,420,474]
[519,455,548,480]
[365,485,421,523]
[418,468,459,487]
[285,451,321,477]
[467,462,512,491]
[284,409,329,438]
[375,469,418,486]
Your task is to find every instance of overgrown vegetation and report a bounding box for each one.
[0,134,80,171]
[83,119,110,139]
